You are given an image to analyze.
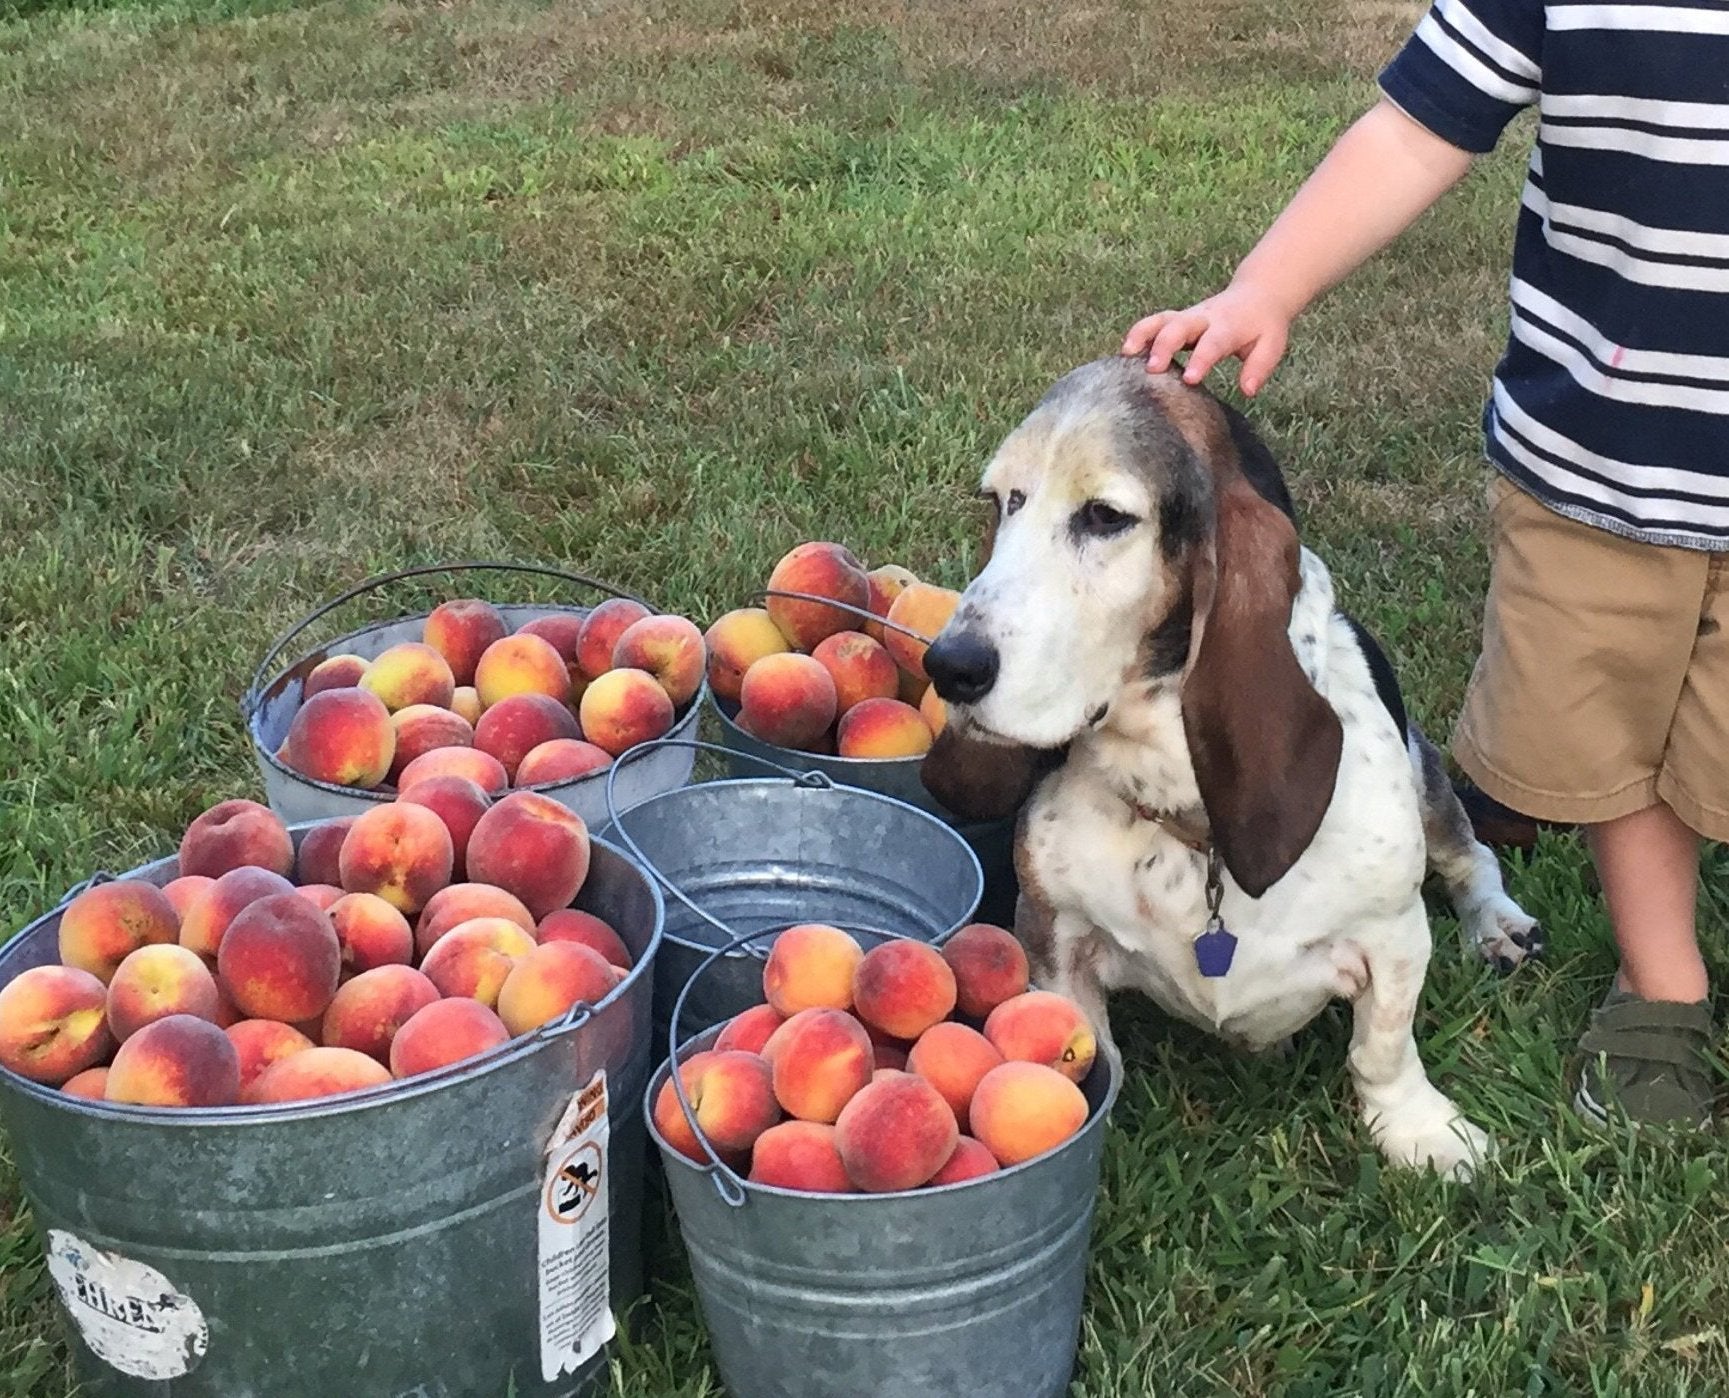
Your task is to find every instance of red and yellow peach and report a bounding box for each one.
[578,668,675,757]
[321,965,441,1064]
[179,799,294,880]
[705,609,790,706]
[474,694,581,779]
[278,688,395,789]
[360,642,456,713]
[106,944,222,1042]
[337,802,454,915]
[833,1072,958,1192]
[737,653,837,751]
[423,599,509,687]
[216,893,342,1024]
[0,966,113,1086]
[58,880,181,984]
[106,1015,241,1108]
[474,634,571,709]
[612,615,706,708]
[390,998,511,1078]
[766,542,871,651]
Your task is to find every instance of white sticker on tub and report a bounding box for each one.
[539,1068,614,1383]
[46,1230,209,1380]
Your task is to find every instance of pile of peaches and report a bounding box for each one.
[278,595,706,793]
[706,543,960,759]
[653,923,1097,1193]
[0,792,633,1109]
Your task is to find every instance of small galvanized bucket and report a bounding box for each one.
[0,825,664,1398]
[601,739,983,1042]
[244,561,701,826]
[646,930,1120,1398]
[712,587,1019,926]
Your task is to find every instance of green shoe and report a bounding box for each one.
[1573,987,1716,1128]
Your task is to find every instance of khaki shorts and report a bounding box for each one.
[1452,474,1729,842]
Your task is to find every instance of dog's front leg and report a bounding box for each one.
[1014,894,1119,1071]
[1346,906,1492,1180]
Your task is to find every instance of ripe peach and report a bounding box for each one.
[738,653,837,751]
[515,615,587,690]
[398,776,491,879]
[179,799,294,880]
[387,705,476,784]
[983,991,1097,1083]
[833,1072,958,1193]
[304,653,370,698]
[278,688,395,789]
[749,1120,854,1192]
[360,642,456,713]
[338,802,454,915]
[418,918,537,1005]
[423,599,508,687]
[327,892,414,976]
[653,1049,781,1163]
[225,1019,316,1092]
[907,1021,1002,1131]
[0,966,113,1085]
[811,631,899,716]
[217,893,342,1024]
[58,880,181,984]
[537,910,630,970]
[919,684,947,737]
[515,739,612,787]
[578,668,675,757]
[296,884,345,911]
[863,564,918,645]
[761,1008,873,1124]
[884,583,962,682]
[161,875,215,920]
[766,542,871,651]
[178,866,297,963]
[497,942,616,1035]
[390,998,511,1078]
[466,791,591,920]
[321,965,441,1064]
[397,746,509,795]
[107,945,222,1042]
[705,608,790,706]
[414,883,536,959]
[714,1003,786,1055]
[941,923,1030,1019]
[450,686,484,726]
[245,1046,391,1105]
[837,697,933,759]
[296,817,357,887]
[970,1061,1089,1166]
[575,598,651,679]
[474,633,570,709]
[107,1015,240,1107]
[62,1067,111,1100]
[474,694,581,779]
[612,615,706,708]
[852,940,956,1040]
[762,924,863,1016]
[929,1135,1000,1186]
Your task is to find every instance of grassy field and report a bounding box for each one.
[3,0,1727,1393]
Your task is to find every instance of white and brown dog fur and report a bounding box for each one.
[920,357,1541,1179]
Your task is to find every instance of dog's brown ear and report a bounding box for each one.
[1181,456,1342,897]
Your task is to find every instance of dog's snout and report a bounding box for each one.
[925,630,1000,705]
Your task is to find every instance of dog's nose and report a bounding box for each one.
[925,631,1000,705]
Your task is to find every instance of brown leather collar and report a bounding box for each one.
[1128,800,1212,853]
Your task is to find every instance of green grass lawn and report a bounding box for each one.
[3,0,1727,1392]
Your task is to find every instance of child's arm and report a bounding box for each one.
[1123,98,1474,396]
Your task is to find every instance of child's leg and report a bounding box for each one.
[1588,803,1707,1004]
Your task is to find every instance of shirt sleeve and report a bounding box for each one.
[1378,0,1544,154]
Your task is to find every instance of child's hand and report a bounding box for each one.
[1121,283,1293,397]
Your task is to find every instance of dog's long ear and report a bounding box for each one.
[1180,438,1342,897]
[919,496,1055,820]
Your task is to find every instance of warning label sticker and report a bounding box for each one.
[45,1230,209,1380]
[539,1069,614,1382]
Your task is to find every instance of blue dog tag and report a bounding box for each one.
[1194,922,1237,978]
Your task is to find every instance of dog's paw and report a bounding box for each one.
[1370,1094,1494,1181]
[1464,894,1544,974]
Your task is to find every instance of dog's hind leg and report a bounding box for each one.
[1409,725,1544,970]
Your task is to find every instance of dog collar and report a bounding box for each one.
[1128,802,1236,977]
[1128,801,1211,855]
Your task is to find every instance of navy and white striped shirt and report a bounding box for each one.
[1380,1,1729,549]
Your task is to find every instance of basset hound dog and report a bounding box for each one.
[919,356,1541,1178]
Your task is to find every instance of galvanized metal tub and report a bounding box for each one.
[645,934,1121,1398]
[0,825,664,1398]
[244,561,700,827]
[600,741,984,1042]
[709,695,1019,928]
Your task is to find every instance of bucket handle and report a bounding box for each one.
[604,737,833,961]
[242,561,653,718]
[48,871,115,911]
[755,589,938,647]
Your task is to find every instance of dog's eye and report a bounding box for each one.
[1005,490,1026,516]
[1075,499,1137,536]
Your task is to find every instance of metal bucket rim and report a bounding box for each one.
[607,773,985,956]
[0,833,664,1125]
[644,1022,1120,1202]
[709,692,925,772]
